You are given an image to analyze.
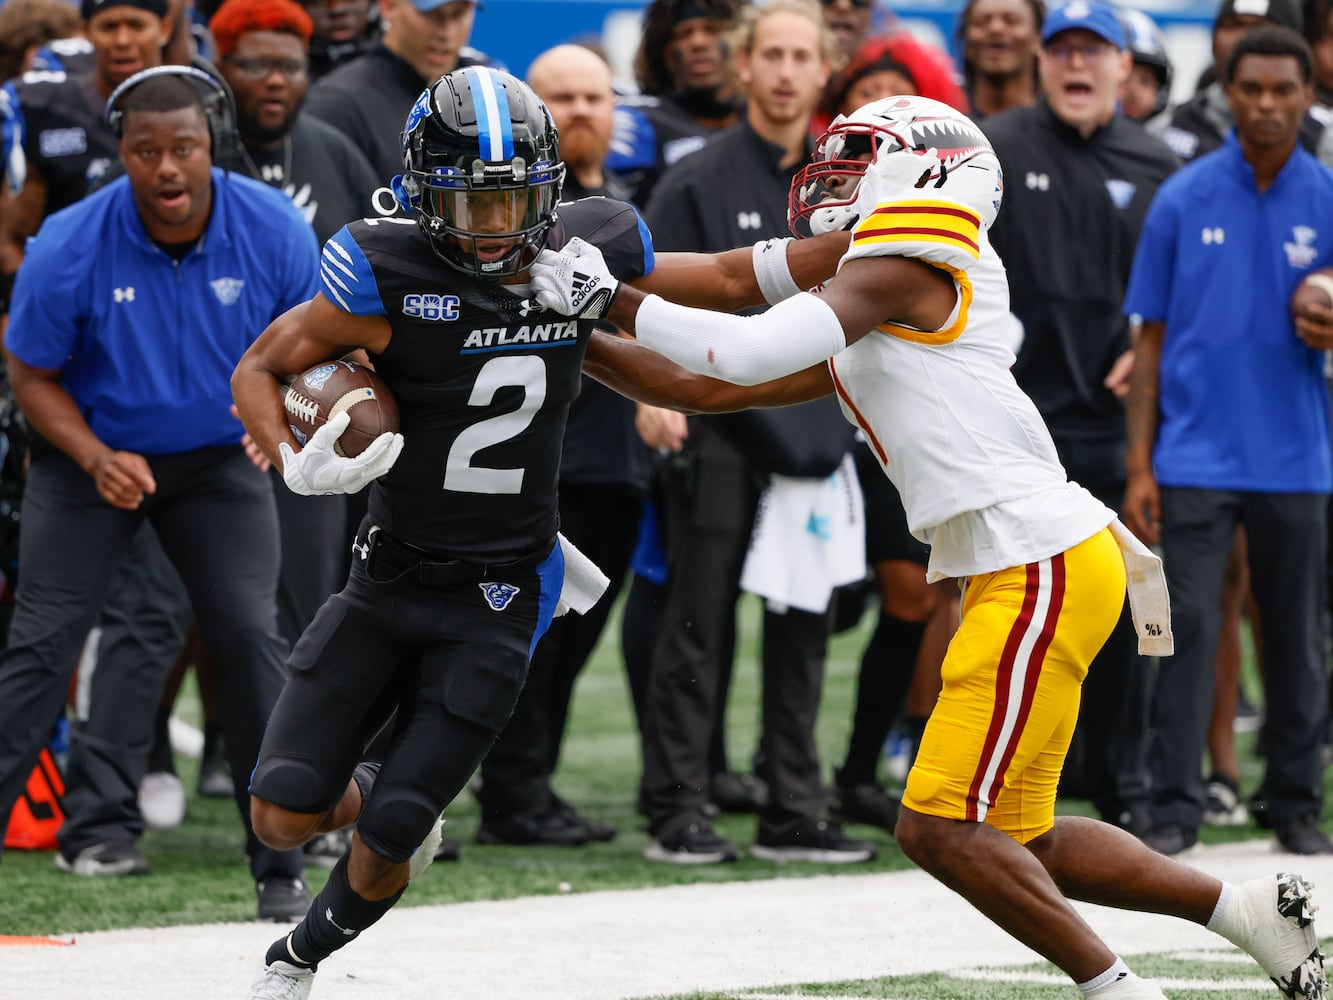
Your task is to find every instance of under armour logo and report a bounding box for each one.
[1202,227,1225,245]
[113,287,135,303]
[737,211,762,230]
[350,526,379,562]
[479,582,519,610]
[325,907,356,938]
[1025,172,1049,191]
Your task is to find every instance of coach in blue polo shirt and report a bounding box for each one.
[1124,26,1333,856]
[0,68,318,914]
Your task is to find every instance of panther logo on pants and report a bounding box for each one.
[479,582,519,611]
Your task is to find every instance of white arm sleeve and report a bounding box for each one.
[635,291,847,386]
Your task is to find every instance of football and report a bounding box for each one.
[1291,267,1333,317]
[284,359,399,459]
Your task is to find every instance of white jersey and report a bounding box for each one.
[829,196,1112,581]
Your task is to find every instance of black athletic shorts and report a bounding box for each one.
[250,524,563,814]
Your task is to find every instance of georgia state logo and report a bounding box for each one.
[479,582,519,611]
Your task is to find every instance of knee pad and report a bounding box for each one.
[357,785,439,864]
[249,753,341,815]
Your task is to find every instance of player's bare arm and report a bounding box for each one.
[231,293,392,468]
[5,350,155,509]
[1123,319,1164,545]
[584,330,834,412]
[636,230,851,312]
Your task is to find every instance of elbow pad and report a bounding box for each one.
[637,291,847,386]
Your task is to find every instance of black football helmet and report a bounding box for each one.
[396,67,564,278]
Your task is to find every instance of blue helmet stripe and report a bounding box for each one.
[465,67,514,161]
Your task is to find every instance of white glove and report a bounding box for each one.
[526,237,620,319]
[278,411,404,496]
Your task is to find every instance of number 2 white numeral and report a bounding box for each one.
[443,355,546,494]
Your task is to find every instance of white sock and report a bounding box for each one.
[1078,957,1132,995]
[1206,881,1238,941]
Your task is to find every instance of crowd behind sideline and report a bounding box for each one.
[0,0,1331,920]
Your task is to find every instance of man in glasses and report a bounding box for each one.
[981,0,1178,839]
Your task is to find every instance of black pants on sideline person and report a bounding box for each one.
[639,421,827,840]
[0,447,303,880]
[1150,488,1328,834]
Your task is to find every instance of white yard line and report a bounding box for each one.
[10,840,1333,1000]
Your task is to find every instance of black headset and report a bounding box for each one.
[104,64,240,164]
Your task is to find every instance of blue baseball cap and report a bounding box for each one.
[1042,2,1128,48]
[411,0,483,11]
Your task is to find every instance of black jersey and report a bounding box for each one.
[4,70,116,215]
[320,197,653,561]
[221,114,381,245]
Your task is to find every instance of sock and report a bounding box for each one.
[1206,881,1238,939]
[146,705,175,774]
[352,761,381,821]
[1077,957,1131,995]
[282,853,403,968]
[201,722,224,761]
[839,612,924,787]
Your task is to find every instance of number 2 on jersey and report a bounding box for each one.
[443,355,546,494]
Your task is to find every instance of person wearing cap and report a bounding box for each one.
[0,0,173,321]
[982,0,1178,835]
[301,0,494,186]
[1125,24,1333,860]
[1157,0,1325,161]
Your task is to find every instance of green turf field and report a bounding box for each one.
[0,590,1295,941]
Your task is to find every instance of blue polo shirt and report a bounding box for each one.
[1124,131,1333,493]
[7,168,319,455]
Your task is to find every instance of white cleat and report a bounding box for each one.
[246,959,314,1000]
[1226,873,1328,999]
[409,814,445,881]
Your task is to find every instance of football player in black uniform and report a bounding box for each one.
[231,66,848,998]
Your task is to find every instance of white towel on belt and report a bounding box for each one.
[1108,519,1174,656]
[739,454,866,615]
[554,532,610,617]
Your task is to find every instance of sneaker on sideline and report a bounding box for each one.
[302,828,351,870]
[246,959,315,1000]
[137,770,185,831]
[1276,816,1333,856]
[829,776,900,833]
[1204,774,1250,827]
[477,803,591,846]
[256,877,312,923]
[750,819,877,863]
[196,748,234,799]
[55,841,149,877]
[708,771,768,814]
[643,818,740,864]
[1140,824,1200,857]
[1220,872,1327,999]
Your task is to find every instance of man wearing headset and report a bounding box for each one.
[0,67,319,922]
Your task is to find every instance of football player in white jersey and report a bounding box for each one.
[539,96,1329,1000]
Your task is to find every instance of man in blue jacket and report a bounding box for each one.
[0,66,324,919]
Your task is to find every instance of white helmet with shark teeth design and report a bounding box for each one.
[789,95,1004,237]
